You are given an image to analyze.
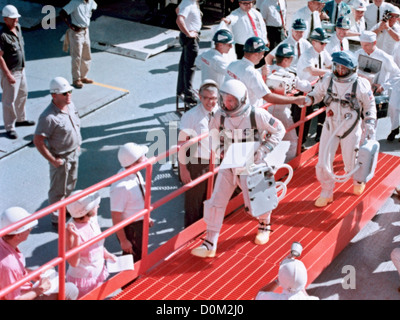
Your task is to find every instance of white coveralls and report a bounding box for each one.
[355,47,400,132]
[307,74,377,199]
[204,105,285,248]
[267,65,312,161]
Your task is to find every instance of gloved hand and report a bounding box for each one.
[303,95,313,107]
[254,145,270,164]
[364,123,376,140]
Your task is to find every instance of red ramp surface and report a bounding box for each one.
[112,152,400,300]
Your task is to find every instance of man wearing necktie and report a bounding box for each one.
[365,0,394,30]
[289,0,324,40]
[326,16,350,55]
[178,80,219,228]
[259,0,287,51]
[221,0,268,60]
[111,143,154,262]
[323,0,344,24]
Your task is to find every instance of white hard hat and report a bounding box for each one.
[352,0,366,11]
[278,258,308,294]
[219,79,249,117]
[2,5,21,18]
[0,207,38,235]
[66,190,101,218]
[49,77,74,94]
[118,143,149,168]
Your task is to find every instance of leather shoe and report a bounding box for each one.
[183,95,197,105]
[16,120,35,127]
[81,78,93,84]
[387,128,399,141]
[6,130,18,139]
[73,80,83,88]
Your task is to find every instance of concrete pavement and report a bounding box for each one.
[0,0,400,300]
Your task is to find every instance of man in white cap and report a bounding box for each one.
[355,30,400,141]
[60,0,97,89]
[370,5,400,57]
[289,0,324,40]
[0,207,78,300]
[195,29,235,87]
[34,77,82,226]
[178,80,219,228]
[365,0,395,30]
[110,142,154,262]
[348,0,367,36]
[0,5,35,139]
[255,258,319,300]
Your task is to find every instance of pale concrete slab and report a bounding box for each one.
[89,16,179,61]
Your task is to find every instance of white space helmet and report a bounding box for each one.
[50,77,74,94]
[0,207,38,235]
[219,79,249,117]
[66,190,101,218]
[118,142,149,168]
[278,258,308,294]
[2,5,21,18]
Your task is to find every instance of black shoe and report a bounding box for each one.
[183,95,197,105]
[15,120,35,127]
[6,130,18,139]
[387,128,399,141]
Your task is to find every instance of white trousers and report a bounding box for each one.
[316,117,362,198]
[68,28,92,82]
[204,168,271,233]
[1,69,28,131]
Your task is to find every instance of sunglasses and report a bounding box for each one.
[62,90,72,96]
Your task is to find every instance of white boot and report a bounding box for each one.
[191,231,218,258]
[254,221,272,245]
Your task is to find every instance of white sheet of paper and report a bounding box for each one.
[219,141,259,170]
[219,141,290,170]
[107,255,134,273]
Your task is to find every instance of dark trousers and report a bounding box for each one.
[182,162,210,228]
[122,220,144,262]
[266,26,286,51]
[177,32,199,97]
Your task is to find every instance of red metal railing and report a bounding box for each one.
[0,85,323,300]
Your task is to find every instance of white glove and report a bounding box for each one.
[303,95,313,107]
[364,123,376,140]
[254,145,271,164]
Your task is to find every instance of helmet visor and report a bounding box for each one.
[220,92,240,114]
[333,63,352,78]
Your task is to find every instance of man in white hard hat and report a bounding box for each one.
[110,142,154,262]
[60,0,97,89]
[0,5,35,139]
[255,258,319,300]
[34,77,82,227]
[0,207,78,300]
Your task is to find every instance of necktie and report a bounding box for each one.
[248,11,259,36]
[318,54,322,69]
[278,0,285,29]
[297,42,301,58]
[340,41,343,51]
[208,111,214,123]
[310,12,314,35]
[377,6,380,24]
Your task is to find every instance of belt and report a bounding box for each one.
[71,24,88,32]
